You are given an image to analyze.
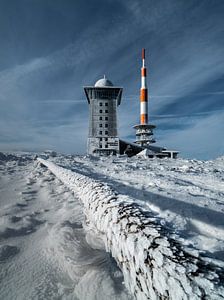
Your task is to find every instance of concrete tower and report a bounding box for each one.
[84,76,122,155]
[134,49,155,146]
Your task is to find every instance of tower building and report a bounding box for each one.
[134,49,156,146]
[84,76,122,155]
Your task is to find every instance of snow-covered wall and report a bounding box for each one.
[37,158,224,300]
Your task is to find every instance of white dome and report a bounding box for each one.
[94,75,113,87]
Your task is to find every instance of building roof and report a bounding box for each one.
[84,75,122,105]
[94,75,113,87]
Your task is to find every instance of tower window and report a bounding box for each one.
[105,117,108,121]
[99,102,103,106]
[100,138,102,141]
[99,117,102,120]
[105,110,108,113]
[99,110,102,113]
[99,144,102,148]
[99,124,102,127]
[105,138,108,141]
[105,131,108,135]
[105,124,108,128]
[105,144,108,148]
[99,131,102,135]
[105,103,108,106]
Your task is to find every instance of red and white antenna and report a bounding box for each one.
[134,48,155,146]
[140,48,148,124]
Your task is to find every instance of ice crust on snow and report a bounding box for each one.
[38,158,224,300]
[0,245,20,262]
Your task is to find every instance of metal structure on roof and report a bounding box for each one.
[94,75,114,87]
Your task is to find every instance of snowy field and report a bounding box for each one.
[0,152,224,299]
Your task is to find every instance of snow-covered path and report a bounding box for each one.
[0,154,132,300]
[38,156,224,300]
[0,155,66,299]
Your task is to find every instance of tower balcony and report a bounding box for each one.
[135,128,153,136]
[135,135,156,144]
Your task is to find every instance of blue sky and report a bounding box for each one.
[0,0,224,159]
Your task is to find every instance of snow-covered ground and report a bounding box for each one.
[0,152,224,299]
[65,154,224,257]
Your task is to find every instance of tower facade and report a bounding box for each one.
[84,76,122,155]
[134,49,155,146]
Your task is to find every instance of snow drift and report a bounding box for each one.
[38,158,224,300]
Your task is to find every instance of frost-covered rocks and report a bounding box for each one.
[38,158,224,300]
